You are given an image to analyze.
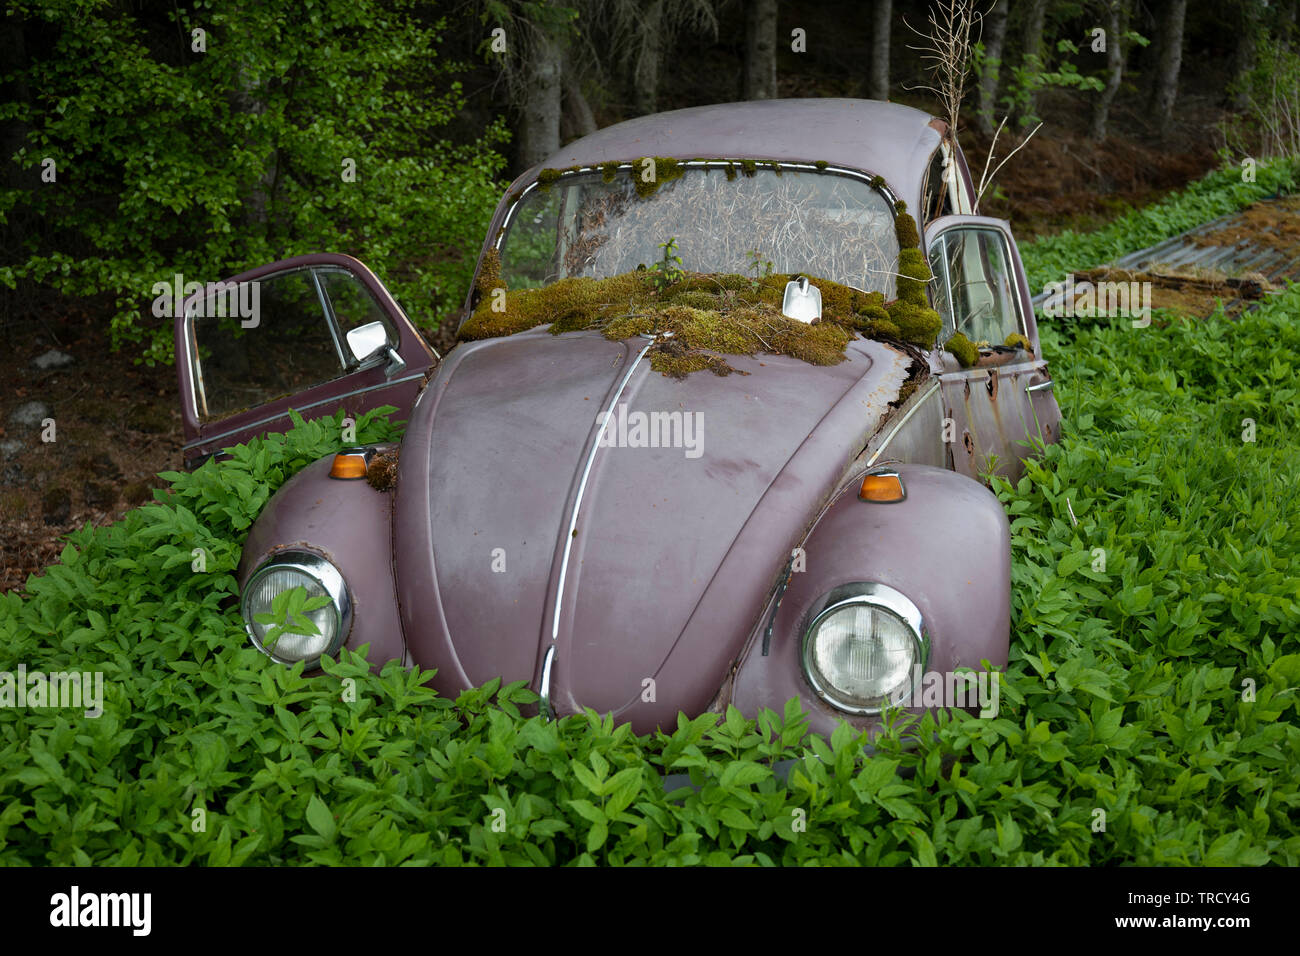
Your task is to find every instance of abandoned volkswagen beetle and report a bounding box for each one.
[175,99,1062,739]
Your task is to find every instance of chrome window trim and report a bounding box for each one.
[311,268,350,370]
[185,297,209,422]
[928,233,955,336]
[800,581,930,716]
[182,371,427,451]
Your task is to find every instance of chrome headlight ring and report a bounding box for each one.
[800,582,929,715]
[241,550,352,668]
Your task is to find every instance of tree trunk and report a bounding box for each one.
[869,0,892,101]
[1090,0,1127,141]
[633,0,664,115]
[1231,0,1262,109]
[743,0,778,100]
[561,70,597,141]
[1152,0,1187,139]
[976,0,1009,134]
[231,64,277,233]
[1021,0,1049,119]
[518,26,564,169]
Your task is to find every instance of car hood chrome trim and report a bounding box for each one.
[549,339,654,644]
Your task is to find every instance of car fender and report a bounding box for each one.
[236,449,406,670]
[728,463,1010,738]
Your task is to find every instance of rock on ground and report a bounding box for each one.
[31,349,75,371]
[8,401,52,428]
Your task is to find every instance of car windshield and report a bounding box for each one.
[497,165,900,298]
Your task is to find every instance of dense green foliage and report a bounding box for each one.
[0,1,505,363]
[1018,159,1300,295]
[3,292,1299,863]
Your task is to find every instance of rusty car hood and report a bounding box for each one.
[392,326,913,730]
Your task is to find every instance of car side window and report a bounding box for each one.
[192,269,344,421]
[317,267,398,363]
[928,227,1023,346]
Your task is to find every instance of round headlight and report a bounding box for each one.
[801,583,926,714]
[241,551,351,667]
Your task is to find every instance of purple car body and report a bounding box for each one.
[177,99,1061,738]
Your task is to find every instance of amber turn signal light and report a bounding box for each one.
[859,469,905,503]
[329,450,369,480]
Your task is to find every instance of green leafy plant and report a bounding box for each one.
[253,587,330,653]
[993,38,1105,128]
[648,237,685,293]
[0,1,506,364]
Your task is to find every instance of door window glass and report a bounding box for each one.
[928,227,1023,346]
[192,269,343,420]
[317,268,398,364]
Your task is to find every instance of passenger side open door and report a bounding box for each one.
[924,215,1062,481]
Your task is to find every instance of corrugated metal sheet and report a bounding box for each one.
[1031,195,1300,313]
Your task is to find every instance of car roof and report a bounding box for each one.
[535,98,945,206]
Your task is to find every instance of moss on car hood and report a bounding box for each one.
[460,209,941,378]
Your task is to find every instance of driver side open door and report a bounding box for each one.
[174,254,436,468]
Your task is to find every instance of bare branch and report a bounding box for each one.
[902,0,985,134]
[976,120,1043,211]
[975,114,1007,204]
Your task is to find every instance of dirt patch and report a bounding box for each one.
[1059,264,1275,320]
[1188,195,1300,252]
[969,91,1223,239]
[0,298,180,593]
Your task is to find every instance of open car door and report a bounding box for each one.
[174,254,436,468]
[923,215,1062,481]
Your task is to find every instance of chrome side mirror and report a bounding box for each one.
[782,276,822,323]
[345,323,405,379]
[346,321,388,363]
[345,321,406,378]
